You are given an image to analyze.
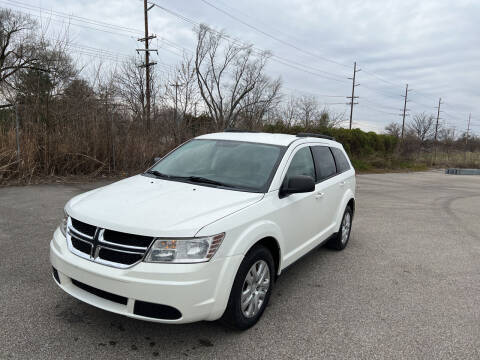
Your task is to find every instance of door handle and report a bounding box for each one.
[339,181,346,187]
[315,191,325,199]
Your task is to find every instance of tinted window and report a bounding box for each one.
[331,147,351,173]
[284,147,315,182]
[150,139,285,192]
[311,146,336,181]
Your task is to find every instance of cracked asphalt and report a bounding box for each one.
[1,171,479,359]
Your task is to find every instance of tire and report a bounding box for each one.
[220,245,275,330]
[327,206,353,250]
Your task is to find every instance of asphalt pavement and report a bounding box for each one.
[0,171,479,359]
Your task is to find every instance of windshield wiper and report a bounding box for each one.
[146,171,237,189]
[182,176,228,187]
[146,170,170,179]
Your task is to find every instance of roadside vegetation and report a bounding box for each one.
[1,10,479,184]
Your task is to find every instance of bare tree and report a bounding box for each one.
[195,24,271,129]
[163,55,201,138]
[408,112,435,143]
[237,77,281,130]
[280,95,299,127]
[175,55,199,118]
[439,127,455,144]
[0,10,42,94]
[316,106,345,128]
[298,95,318,127]
[116,55,161,125]
[116,57,146,120]
[385,122,402,138]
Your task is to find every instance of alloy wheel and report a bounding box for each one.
[341,212,351,245]
[241,260,270,318]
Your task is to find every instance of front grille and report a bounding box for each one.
[71,236,92,255]
[98,247,144,264]
[71,279,128,305]
[71,218,96,237]
[67,218,154,268]
[103,229,153,248]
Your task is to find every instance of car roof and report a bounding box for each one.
[196,132,340,147]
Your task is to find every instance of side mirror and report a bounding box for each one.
[279,175,315,198]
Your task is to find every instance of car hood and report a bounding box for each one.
[66,175,264,237]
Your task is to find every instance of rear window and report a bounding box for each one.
[330,147,351,173]
[311,146,336,181]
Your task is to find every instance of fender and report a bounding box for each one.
[203,220,285,320]
[335,189,355,230]
[228,220,285,274]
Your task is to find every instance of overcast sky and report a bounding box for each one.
[6,0,479,134]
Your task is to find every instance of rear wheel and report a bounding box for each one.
[327,206,353,250]
[220,245,274,330]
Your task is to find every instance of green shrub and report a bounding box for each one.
[263,124,398,160]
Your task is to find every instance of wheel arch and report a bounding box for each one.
[335,190,356,228]
[347,197,355,217]
[250,236,281,278]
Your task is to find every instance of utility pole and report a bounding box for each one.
[401,84,409,139]
[465,112,471,163]
[347,61,360,129]
[169,81,183,141]
[137,0,157,129]
[433,97,442,164]
[110,106,116,172]
[434,98,442,142]
[15,103,20,163]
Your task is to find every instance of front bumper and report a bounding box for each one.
[50,228,243,323]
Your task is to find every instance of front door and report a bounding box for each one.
[275,145,325,267]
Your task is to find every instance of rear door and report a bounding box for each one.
[311,145,341,234]
[330,146,355,194]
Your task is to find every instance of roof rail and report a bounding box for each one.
[223,128,260,133]
[296,132,336,141]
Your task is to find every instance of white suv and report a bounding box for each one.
[50,131,355,329]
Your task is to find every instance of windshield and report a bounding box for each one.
[147,139,286,192]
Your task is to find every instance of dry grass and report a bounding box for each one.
[1,118,179,184]
[1,113,479,185]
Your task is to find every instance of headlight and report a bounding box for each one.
[145,233,225,263]
[60,211,68,237]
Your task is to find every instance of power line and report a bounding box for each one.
[362,98,399,112]
[199,0,469,117]
[1,3,184,71]
[361,83,402,99]
[282,86,346,98]
[442,110,465,122]
[361,66,399,87]
[3,0,143,35]
[360,104,398,116]
[198,0,350,69]
[3,0,475,131]
[149,1,349,83]
[1,4,140,39]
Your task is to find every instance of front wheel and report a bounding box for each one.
[327,206,353,250]
[220,245,274,330]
